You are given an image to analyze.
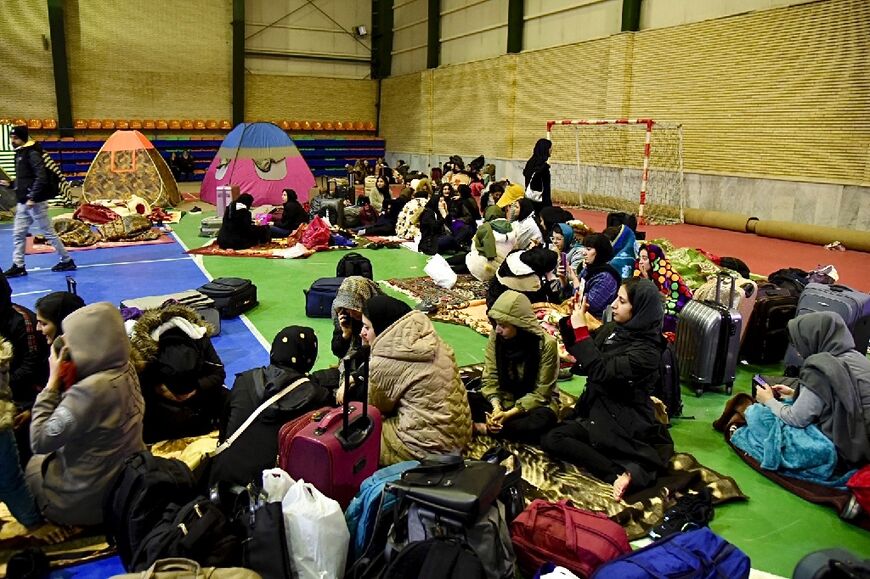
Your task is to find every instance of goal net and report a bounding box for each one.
[546,119,684,224]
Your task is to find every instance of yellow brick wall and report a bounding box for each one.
[246,75,377,122]
[66,0,232,120]
[380,71,434,153]
[0,2,57,120]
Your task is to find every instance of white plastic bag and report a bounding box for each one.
[282,481,350,579]
[525,172,543,202]
[262,468,294,502]
[424,254,457,289]
[539,566,582,579]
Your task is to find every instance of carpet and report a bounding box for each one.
[382,274,488,309]
[26,233,175,254]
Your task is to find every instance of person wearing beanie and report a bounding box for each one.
[1,126,75,278]
[579,233,621,320]
[217,191,270,249]
[524,138,553,213]
[212,326,331,486]
[361,295,472,465]
[486,246,560,310]
[26,303,146,526]
[34,292,86,345]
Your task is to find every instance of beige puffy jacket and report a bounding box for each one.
[368,310,472,465]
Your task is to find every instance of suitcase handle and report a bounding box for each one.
[715,272,737,307]
[338,355,374,451]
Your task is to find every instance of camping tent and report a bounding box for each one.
[200,122,315,206]
[82,130,181,207]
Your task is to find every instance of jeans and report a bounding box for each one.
[13,202,70,266]
[0,429,43,527]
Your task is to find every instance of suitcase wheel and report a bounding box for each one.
[725,383,733,395]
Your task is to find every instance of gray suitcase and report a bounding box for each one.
[120,290,221,336]
[784,283,870,371]
[199,215,222,238]
[675,273,742,397]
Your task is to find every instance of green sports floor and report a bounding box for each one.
[171,211,869,576]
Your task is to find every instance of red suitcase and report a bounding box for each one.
[279,359,381,508]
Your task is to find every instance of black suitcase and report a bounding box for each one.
[304,277,345,318]
[197,277,258,318]
[739,282,797,364]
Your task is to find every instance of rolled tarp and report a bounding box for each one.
[753,220,870,253]
[684,208,758,233]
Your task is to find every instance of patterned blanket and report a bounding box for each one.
[26,233,174,254]
[382,274,489,309]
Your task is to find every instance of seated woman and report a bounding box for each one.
[751,312,870,467]
[578,233,621,320]
[370,175,391,212]
[509,198,544,250]
[634,243,693,334]
[466,212,517,283]
[542,279,674,500]
[448,184,481,245]
[212,326,331,486]
[605,224,637,281]
[34,292,86,346]
[395,190,429,241]
[359,187,411,237]
[479,182,505,213]
[270,189,309,238]
[332,276,382,401]
[486,247,560,310]
[471,290,559,443]
[130,303,227,443]
[418,194,460,255]
[217,192,270,250]
[362,295,472,465]
[549,223,587,300]
[27,303,145,526]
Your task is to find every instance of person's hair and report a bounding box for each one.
[457,184,472,199]
[399,187,414,201]
[424,194,442,212]
[602,226,621,242]
[376,175,388,186]
[489,182,505,195]
[283,188,297,202]
[622,276,644,307]
[440,183,454,195]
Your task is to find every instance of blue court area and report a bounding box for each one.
[0,224,269,381]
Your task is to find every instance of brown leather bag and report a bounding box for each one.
[110,558,262,578]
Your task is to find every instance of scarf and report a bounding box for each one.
[364,295,412,336]
[633,243,693,317]
[496,329,542,398]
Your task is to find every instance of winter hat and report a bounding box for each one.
[270,326,318,373]
[519,246,558,274]
[10,125,28,141]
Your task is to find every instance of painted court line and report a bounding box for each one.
[23,256,194,272]
[11,289,52,298]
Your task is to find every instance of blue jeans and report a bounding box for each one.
[13,201,70,267]
[0,429,43,527]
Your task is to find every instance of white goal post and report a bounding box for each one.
[545,119,685,224]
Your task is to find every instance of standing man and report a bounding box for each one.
[0,126,75,277]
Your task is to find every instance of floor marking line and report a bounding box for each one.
[25,256,193,272]
[11,289,52,297]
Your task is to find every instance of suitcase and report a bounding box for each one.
[675,272,742,397]
[740,282,797,364]
[279,358,381,509]
[694,273,756,345]
[784,283,870,370]
[120,290,222,336]
[304,277,345,318]
[792,548,870,579]
[199,216,222,238]
[197,277,258,318]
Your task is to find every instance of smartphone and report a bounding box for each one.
[575,278,586,300]
[752,374,778,399]
[52,336,71,361]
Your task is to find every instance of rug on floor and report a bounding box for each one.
[26,232,175,254]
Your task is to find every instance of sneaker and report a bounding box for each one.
[51,259,77,272]
[3,264,27,277]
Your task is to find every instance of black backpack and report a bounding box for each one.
[653,340,683,418]
[719,257,750,279]
[103,451,198,570]
[131,496,241,572]
[768,267,809,297]
[606,212,638,232]
[383,539,485,579]
[337,252,374,279]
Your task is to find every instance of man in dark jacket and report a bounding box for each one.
[0,126,75,277]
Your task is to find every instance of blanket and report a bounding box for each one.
[187,239,314,259]
[382,274,489,309]
[27,233,174,254]
[731,403,855,488]
[652,238,722,293]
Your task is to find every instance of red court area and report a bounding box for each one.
[570,209,870,292]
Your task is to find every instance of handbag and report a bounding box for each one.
[525,173,543,203]
[110,557,262,578]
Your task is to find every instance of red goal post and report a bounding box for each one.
[545,119,684,224]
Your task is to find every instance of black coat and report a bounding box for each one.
[217,205,270,249]
[418,207,450,256]
[562,320,674,488]
[13,142,50,203]
[211,366,331,486]
[0,304,48,406]
[277,199,309,232]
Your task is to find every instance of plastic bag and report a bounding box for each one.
[301,216,331,250]
[424,254,457,289]
[262,468,294,502]
[282,481,350,579]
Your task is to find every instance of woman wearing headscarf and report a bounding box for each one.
[473,291,559,443]
[360,187,411,237]
[361,295,472,465]
[270,189,309,238]
[523,138,553,212]
[332,276,383,402]
[509,198,544,250]
[27,303,145,525]
[418,194,460,255]
[217,193,270,249]
[370,174,392,213]
[579,233,621,320]
[752,312,870,467]
[634,243,693,333]
[549,223,587,299]
[542,278,673,500]
[212,326,331,486]
[605,225,637,281]
[34,292,85,345]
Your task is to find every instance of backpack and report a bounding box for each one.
[606,212,638,232]
[304,277,345,318]
[103,451,198,570]
[591,527,751,579]
[382,539,486,579]
[768,267,809,297]
[130,496,241,572]
[653,340,682,418]
[719,256,751,279]
[337,252,374,279]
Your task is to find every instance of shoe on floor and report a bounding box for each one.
[3,264,27,277]
[51,259,77,272]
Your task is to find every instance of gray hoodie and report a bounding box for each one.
[777,312,870,465]
[28,302,145,525]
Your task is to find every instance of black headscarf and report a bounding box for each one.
[496,328,542,398]
[615,278,664,343]
[581,232,621,287]
[523,138,552,181]
[364,295,412,336]
[35,292,86,330]
[270,326,318,373]
[516,198,535,222]
[283,189,297,202]
[0,273,11,312]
